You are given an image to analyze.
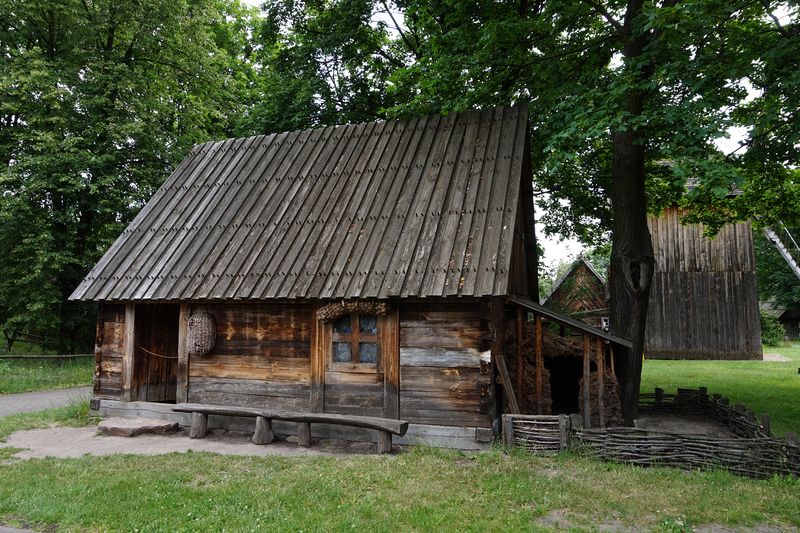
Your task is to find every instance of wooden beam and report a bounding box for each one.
[309,305,324,412]
[515,308,524,400]
[595,338,605,428]
[583,334,591,428]
[176,303,190,403]
[121,303,136,402]
[491,297,520,414]
[534,313,543,414]
[382,307,400,419]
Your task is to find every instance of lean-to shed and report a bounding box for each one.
[72,105,628,448]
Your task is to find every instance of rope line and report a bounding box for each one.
[138,346,179,359]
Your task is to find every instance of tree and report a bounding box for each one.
[0,0,257,352]
[376,0,800,422]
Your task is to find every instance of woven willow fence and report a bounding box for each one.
[504,387,800,479]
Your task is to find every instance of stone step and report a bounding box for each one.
[97,417,179,437]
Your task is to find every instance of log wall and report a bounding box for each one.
[399,303,493,427]
[187,303,313,410]
[646,208,762,360]
[94,303,126,399]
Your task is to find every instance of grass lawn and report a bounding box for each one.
[0,357,93,394]
[0,443,798,532]
[641,343,800,436]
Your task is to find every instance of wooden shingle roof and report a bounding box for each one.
[71,105,529,301]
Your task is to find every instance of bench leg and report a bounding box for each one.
[297,422,311,447]
[377,431,392,454]
[252,416,275,445]
[189,412,208,439]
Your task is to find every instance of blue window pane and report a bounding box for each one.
[333,342,351,362]
[359,342,378,363]
[334,316,352,334]
[359,314,377,334]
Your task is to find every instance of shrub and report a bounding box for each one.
[760,311,785,346]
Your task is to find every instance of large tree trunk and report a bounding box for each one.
[609,0,656,425]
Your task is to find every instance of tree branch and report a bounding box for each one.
[581,0,624,34]
[380,1,418,58]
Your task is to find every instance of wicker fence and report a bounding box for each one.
[503,387,800,479]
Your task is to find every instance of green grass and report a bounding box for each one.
[0,357,93,394]
[0,446,797,532]
[3,340,59,356]
[0,400,96,441]
[641,343,800,436]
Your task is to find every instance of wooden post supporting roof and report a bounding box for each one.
[491,297,520,414]
[516,308,524,400]
[121,303,135,402]
[310,304,324,413]
[534,313,543,414]
[595,338,605,428]
[582,335,591,428]
[382,308,400,419]
[176,303,190,403]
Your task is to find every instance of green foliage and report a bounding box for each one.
[0,0,257,352]
[760,311,786,347]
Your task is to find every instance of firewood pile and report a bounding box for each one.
[317,300,390,322]
[578,371,624,426]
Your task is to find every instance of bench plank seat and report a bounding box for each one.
[172,403,409,453]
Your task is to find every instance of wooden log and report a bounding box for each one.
[534,313,543,415]
[122,303,136,402]
[176,303,190,403]
[516,308,524,399]
[383,308,400,419]
[558,414,568,451]
[582,335,591,429]
[377,431,392,454]
[595,338,605,428]
[490,298,519,414]
[252,415,275,445]
[189,412,208,439]
[502,414,514,447]
[297,422,311,447]
[309,304,324,412]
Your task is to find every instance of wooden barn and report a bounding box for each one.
[543,257,608,330]
[645,207,762,360]
[71,105,629,450]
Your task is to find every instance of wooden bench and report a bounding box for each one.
[172,403,409,453]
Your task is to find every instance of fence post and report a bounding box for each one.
[558,414,568,451]
[760,414,771,437]
[502,414,514,448]
[655,387,664,407]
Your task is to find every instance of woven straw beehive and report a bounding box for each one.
[187,313,216,356]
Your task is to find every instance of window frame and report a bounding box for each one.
[325,312,382,373]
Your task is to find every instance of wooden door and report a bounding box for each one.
[133,304,180,402]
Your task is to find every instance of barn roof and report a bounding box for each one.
[71,105,529,302]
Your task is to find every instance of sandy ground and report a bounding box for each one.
[762,352,791,362]
[0,387,91,417]
[1,426,381,460]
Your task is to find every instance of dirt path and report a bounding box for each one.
[0,387,91,417]
[1,426,378,459]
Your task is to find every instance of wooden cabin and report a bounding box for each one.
[543,257,608,330]
[645,207,762,360]
[72,105,629,449]
[779,304,800,341]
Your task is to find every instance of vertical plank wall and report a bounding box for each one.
[94,303,126,399]
[188,303,313,409]
[646,207,762,360]
[399,302,493,427]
